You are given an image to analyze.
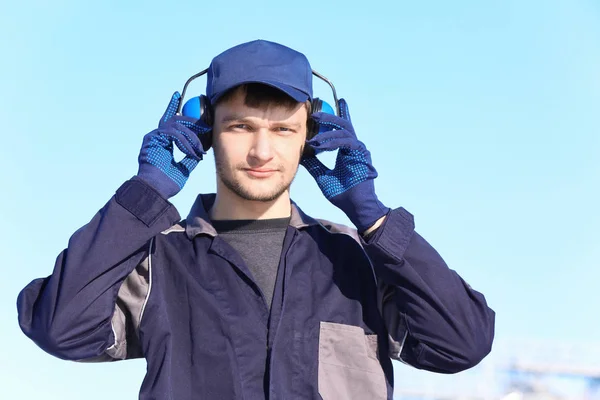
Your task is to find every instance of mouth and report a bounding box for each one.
[244,168,278,178]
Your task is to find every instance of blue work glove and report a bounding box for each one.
[301,99,390,234]
[137,92,211,199]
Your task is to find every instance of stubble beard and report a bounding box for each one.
[214,159,295,203]
[214,144,305,203]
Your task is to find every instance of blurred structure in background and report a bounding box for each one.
[393,339,600,400]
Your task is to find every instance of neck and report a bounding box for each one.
[209,183,292,221]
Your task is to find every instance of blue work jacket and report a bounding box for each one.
[17,177,495,399]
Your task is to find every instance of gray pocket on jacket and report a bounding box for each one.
[318,322,386,400]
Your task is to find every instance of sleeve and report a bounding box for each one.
[361,207,496,374]
[16,177,181,362]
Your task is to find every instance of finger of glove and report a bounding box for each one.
[301,154,330,176]
[162,112,212,152]
[307,129,363,152]
[175,155,201,175]
[164,127,205,160]
[311,113,354,133]
[338,98,351,122]
[175,117,212,136]
[311,98,352,128]
[160,92,182,124]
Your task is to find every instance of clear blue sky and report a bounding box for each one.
[1,0,598,398]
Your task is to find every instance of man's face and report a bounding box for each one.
[212,89,308,202]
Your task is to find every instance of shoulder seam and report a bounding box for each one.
[314,218,362,246]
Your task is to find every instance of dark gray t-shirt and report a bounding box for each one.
[212,217,290,309]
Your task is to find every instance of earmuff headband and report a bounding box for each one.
[176,69,340,117]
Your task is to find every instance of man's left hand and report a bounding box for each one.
[301,99,390,234]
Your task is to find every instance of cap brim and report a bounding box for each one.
[210,80,310,104]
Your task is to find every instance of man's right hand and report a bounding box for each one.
[137,92,211,199]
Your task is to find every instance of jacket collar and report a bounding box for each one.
[185,193,320,239]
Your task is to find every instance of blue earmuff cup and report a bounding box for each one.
[317,100,336,134]
[319,100,335,116]
[182,96,202,119]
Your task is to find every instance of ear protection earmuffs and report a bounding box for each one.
[176,69,340,143]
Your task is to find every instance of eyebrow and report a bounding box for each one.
[220,115,302,129]
[220,115,249,124]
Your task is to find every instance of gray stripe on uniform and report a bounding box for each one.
[105,240,152,360]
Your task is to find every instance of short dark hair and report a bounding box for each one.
[214,83,302,110]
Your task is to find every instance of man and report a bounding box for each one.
[17,40,495,399]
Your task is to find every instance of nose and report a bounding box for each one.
[248,129,274,163]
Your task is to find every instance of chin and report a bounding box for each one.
[240,186,288,202]
[236,180,290,202]
[219,170,293,203]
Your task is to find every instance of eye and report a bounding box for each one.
[275,127,295,134]
[230,124,251,131]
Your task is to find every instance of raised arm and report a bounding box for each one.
[362,208,495,373]
[17,92,210,361]
[17,178,180,360]
[301,99,495,373]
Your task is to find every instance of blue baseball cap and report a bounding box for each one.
[206,40,313,105]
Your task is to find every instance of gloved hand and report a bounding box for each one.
[137,92,211,199]
[301,99,390,234]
